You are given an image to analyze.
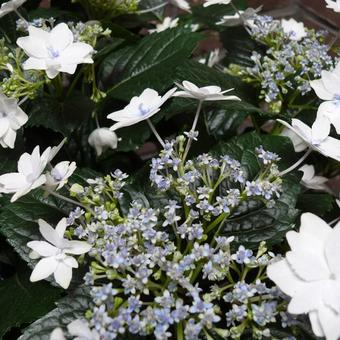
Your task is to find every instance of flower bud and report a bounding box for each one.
[88,127,118,156]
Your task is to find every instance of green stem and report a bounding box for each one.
[176,321,184,340]
[206,212,227,234]
[182,100,203,162]
[46,189,95,216]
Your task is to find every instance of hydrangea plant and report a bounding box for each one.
[0,0,339,339]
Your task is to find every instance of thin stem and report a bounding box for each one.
[18,95,28,106]
[329,216,340,226]
[146,119,165,147]
[46,189,95,215]
[138,2,167,14]
[182,100,203,162]
[279,148,312,176]
[14,9,27,23]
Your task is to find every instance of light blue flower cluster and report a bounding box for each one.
[228,14,334,113]
[66,140,291,339]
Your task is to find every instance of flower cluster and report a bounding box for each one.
[55,139,291,339]
[228,15,334,113]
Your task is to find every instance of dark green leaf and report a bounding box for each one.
[99,28,202,100]
[204,101,264,139]
[220,26,262,67]
[297,193,334,216]
[0,267,62,339]
[26,94,94,137]
[213,132,301,247]
[19,287,90,340]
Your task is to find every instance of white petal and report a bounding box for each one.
[67,319,93,338]
[286,250,330,281]
[2,128,16,148]
[17,30,49,59]
[26,240,59,257]
[22,57,47,71]
[38,219,63,246]
[288,280,325,314]
[30,257,58,282]
[55,218,68,239]
[325,227,340,277]
[318,135,340,161]
[267,259,303,297]
[309,311,325,338]
[64,240,92,255]
[317,101,340,134]
[50,23,73,52]
[311,116,330,144]
[59,42,94,65]
[317,305,340,340]
[310,75,335,101]
[49,327,66,340]
[0,118,10,138]
[54,262,73,289]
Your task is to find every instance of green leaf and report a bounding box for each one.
[297,193,334,216]
[222,174,300,248]
[213,132,301,247]
[204,101,264,139]
[19,287,91,340]
[0,267,62,339]
[220,26,262,67]
[99,28,202,100]
[26,94,94,137]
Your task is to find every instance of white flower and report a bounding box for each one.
[203,0,231,7]
[27,218,92,289]
[170,0,190,11]
[49,328,65,340]
[46,161,77,190]
[88,127,118,156]
[325,0,340,12]
[149,17,179,34]
[267,213,340,340]
[310,62,340,136]
[173,80,241,102]
[0,92,28,149]
[217,7,261,27]
[281,18,307,41]
[107,88,176,131]
[298,164,329,192]
[17,23,94,79]
[198,48,225,68]
[278,118,340,161]
[0,146,51,202]
[0,0,26,18]
[67,319,100,340]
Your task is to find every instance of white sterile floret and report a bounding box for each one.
[88,127,118,156]
[0,92,28,149]
[267,213,340,340]
[281,18,307,41]
[203,0,231,7]
[17,23,94,79]
[27,218,92,289]
[46,161,77,190]
[149,17,179,34]
[325,0,340,12]
[310,62,340,136]
[298,164,329,192]
[174,80,241,102]
[107,88,176,131]
[170,0,190,11]
[0,0,26,18]
[278,118,340,161]
[67,319,100,340]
